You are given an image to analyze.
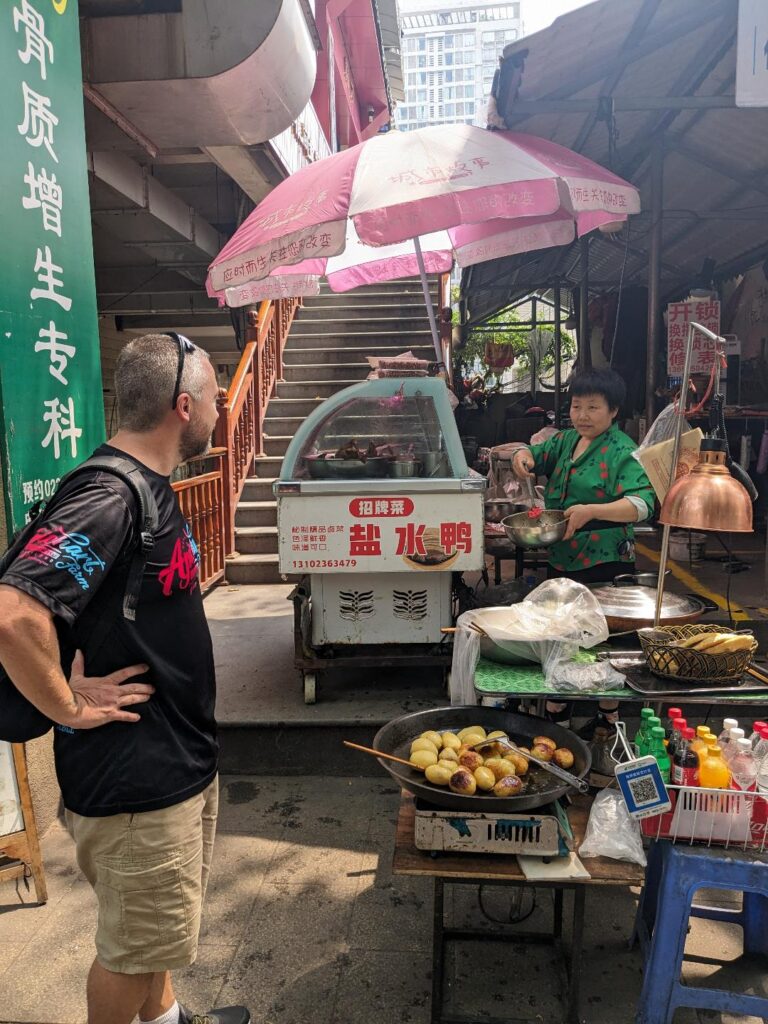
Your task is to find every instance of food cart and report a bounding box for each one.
[275,377,485,702]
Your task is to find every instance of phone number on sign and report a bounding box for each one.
[291,559,359,569]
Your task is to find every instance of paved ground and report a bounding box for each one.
[1,775,767,1024]
[206,583,447,725]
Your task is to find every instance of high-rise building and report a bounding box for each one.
[396,2,522,131]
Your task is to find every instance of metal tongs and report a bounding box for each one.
[470,736,590,794]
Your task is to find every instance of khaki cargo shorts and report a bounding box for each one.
[65,778,218,975]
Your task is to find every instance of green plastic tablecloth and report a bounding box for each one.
[473,656,768,704]
[474,654,628,698]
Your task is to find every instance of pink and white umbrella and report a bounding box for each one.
[206,124,640,359]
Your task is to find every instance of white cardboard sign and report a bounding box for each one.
[278,492,484,574]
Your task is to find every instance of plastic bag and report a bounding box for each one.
[486,442,528,501]
[551,658,627,693]
[449,579,609,704]
[529,425,558,447]
[634,403,691,454]
[579,789,646,867]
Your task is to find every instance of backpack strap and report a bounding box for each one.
[2,455,160,624]
[60,456,159,622]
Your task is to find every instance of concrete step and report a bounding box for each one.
[234,526,279,555]
[295,302,430,319]
[281,345,435,365]
[291,316,431,333]
[282,363,370,382]
[240,477,276,502]
[263,397,325,418]
[275,380,361,399]
[263,435,292,457]
[225,553,284,585]
[286,333,435,350]
[235,500,277,527]
[252,455,285,478]
[262,415,306,435]
[289,323,434,341]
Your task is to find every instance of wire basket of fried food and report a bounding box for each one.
[639,624,757,681]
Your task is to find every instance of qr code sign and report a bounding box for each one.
[628,775,660,808]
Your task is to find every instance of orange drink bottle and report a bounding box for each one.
[690,726,712,767]
[699,745,732,790]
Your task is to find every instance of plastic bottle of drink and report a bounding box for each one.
[699,745,732,789]
[717,718,739,747]
[722,727,745,763]
[753,728,768,769]
[634,708,655,756]
[668,717,687,760]
[691,726,712,765]
[672,727,699,787]
[729,738,757,792]
[756,736,768,792]
[749,721,768,749]
[666,707,683,740]
[650,725,671,783]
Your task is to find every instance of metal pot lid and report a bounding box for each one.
[590,584,705,620]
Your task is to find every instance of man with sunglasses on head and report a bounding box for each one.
[0,334,249,1024]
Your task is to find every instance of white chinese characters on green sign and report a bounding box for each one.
[1,0,104,531]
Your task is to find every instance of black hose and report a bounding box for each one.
[728,458,759,502]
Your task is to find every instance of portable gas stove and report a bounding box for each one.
[414,797,574,856]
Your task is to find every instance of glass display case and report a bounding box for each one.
[280,378,468,482]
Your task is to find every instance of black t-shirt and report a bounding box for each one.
[1,444,218,816]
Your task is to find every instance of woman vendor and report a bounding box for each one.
[512,368,656,738]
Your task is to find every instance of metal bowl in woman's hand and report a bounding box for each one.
[502,509,567,548]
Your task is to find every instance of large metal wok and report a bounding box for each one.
[590,576,710,632]
[372,707,591,812]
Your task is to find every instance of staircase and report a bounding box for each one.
[226,279,440,584]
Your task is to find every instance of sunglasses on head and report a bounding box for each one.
[166,331,197,410]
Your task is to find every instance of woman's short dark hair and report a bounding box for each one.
[569,368,626,411]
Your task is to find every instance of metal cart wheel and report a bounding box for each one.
[303,671,317,705]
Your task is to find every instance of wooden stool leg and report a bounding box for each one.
[12,744,47,904]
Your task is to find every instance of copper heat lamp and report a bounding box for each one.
[660,438,753,533]
[653,322,755,625]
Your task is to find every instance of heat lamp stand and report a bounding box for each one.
[413,234,444,365]
[653,321,726,626]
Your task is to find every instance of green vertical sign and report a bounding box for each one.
[0,0,105,534]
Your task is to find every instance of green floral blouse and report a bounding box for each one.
[529,423,656,573]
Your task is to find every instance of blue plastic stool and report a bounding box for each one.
[633,840,768,1024]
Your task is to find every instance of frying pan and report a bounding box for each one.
[372,707,591,812]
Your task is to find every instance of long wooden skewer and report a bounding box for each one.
[440,623,488,637]
[746,664,768,686]
[342,740,424,771]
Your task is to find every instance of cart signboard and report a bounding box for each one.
[0,0,105,535]
[666,299,721,376]
[278,492,484,574]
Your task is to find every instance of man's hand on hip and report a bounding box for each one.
[65,650,154,729]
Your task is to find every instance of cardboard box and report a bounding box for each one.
[636,428,704,501]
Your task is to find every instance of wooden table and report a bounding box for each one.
[393,792,644,1024]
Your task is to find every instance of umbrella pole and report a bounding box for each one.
[413,235,443,365]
